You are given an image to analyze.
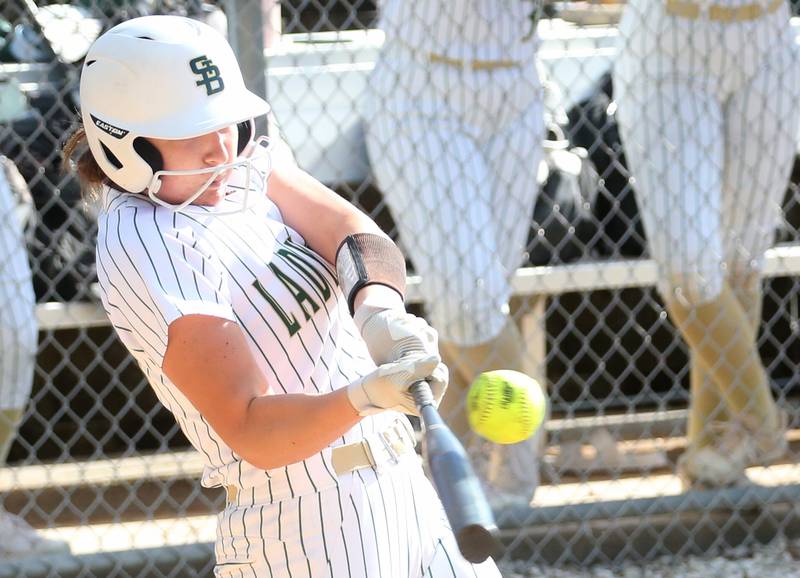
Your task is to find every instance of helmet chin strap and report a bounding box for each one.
[145,137,272,215]
[147,170,221,212]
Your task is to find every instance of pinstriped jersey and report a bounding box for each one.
[96,155,406,501]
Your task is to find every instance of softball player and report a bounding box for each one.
[613,0,797,486]
[0,158,69,558]
[0,157,36,467]
[363,0,544,501]
[66,16,501,577]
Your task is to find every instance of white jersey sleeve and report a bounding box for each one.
[96,196,236,368]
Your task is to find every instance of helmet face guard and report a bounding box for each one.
[80,15,271,199]
[147,137,273,215]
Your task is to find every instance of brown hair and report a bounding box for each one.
[62,123,108,201]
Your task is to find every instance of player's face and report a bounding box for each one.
[148,125,239,206]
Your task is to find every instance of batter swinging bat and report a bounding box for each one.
[410,381,500,563]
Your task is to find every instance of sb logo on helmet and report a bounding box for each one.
[190,55,225,96]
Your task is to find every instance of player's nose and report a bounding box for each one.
[203,129,231,166]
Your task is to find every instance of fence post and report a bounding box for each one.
[228,0,278,136]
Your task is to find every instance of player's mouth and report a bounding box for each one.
[209,172,231,190]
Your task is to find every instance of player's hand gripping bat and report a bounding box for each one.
[410,381,501,563]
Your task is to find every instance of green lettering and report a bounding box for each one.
[277,247,332,302]
[252,279,300,336]
[285,239,336,277]
[269,262,319,320]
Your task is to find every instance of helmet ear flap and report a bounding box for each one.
[237,120,254,154]
[133,138,163,174]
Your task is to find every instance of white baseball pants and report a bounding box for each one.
[613,0,800,304]
[364,44,544,346]
[0,161,36,411]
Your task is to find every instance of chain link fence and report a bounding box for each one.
[0,0,799,575]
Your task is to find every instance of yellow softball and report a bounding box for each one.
[467,370,546,445]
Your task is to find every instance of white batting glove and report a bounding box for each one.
[356,307,440,365]
[347,353,449,416]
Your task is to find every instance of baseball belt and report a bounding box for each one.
[428,52,521,71]
[665,0,783,22]
[331,418,417,475]
[225,419,417,504]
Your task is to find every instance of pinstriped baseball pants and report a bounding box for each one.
[0,162,36,411]
[364,42,544,348]
[214,456,501,578]
[613,0,800,304]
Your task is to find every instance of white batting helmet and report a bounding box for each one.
[79,15,270,204]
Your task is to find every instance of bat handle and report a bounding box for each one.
[410,380,436,408]
[410,381,445,428]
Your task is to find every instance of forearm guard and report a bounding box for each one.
[335,233,407,315]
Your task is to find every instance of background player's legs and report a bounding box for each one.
[614,79,762,485]
[0,409,23,466]
[687,362,728,451]
[365,56,544,503]
[718,39,800,459]
[0,288,35,465]
[665,285,776,432]
[0,162,37,464]
[724,274,788,461]
[367,113,534,497]
[452,87,545,503]
[485,77,545,285]
[366,113,512,348]
[367,114,513,399]
[450,77,545,407]
[727,274,761,336]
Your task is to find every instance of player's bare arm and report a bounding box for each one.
[163,314,360,470]
[266,161,442,367]
[163,312,441,469]
[267,160,388,264]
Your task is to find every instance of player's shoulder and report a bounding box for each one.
[97,188,202,257]
[101,187,158,216]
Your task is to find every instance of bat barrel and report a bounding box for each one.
[410,381,501,563]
